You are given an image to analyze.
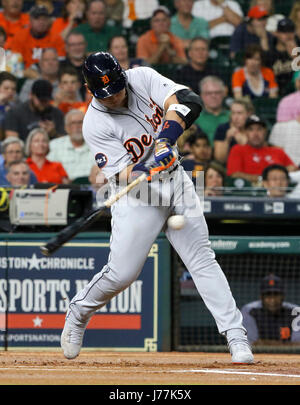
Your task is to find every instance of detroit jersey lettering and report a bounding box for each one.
[82,67,187,179]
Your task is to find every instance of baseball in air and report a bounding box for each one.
[167,215,185,230]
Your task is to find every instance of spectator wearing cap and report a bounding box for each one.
[122,0,159,29]
[227,115,297,185]
[232,44,278,99]
[276,71,300,123]
[4,79,65,141]
[265,18,297,97]
[214,97,254,164]
[8,5,66,71]
[241,274,300,345]
[171,0,209,50]
[192,0,243,38]
[73,0,121,54]
[0,0,29,48]
[194,76,230,146]
[249,0,284,33]
[136,6,187,65]
[174,37,224,94]
[230,5,274,59]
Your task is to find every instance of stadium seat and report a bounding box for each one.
[224,177,255,196]
[72,177,90,185]
[210,36,231,57]
[252,97,280,128]
[275,0,294,16]
[131,18,151,36]
[238,0,251,15]
[152,64,178,81]
[159,0,176,14]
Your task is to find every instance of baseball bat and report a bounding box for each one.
[40,173,147,256]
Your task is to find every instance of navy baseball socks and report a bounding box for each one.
[225,328,254,364]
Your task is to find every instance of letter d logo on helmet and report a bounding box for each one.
[83,52,127,99]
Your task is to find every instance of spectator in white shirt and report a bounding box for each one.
[122,0,159,28]
[47,109,94,181]
[269,119,300,167]
[192,0,243,38]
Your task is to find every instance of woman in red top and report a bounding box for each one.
[25,128,70,184]
[50,0,87,40]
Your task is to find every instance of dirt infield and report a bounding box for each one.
[0,351,300,385]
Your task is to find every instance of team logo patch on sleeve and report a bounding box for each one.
[95,153,108,168]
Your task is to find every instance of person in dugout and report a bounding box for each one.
[241,274,300,344]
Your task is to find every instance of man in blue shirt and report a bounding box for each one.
[230,5,273,59]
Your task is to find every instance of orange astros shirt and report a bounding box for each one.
[27,157,68,184]
[0,12,29,47]
[9,27,66,68]
[136,30,186,63]
[57,101,88,115]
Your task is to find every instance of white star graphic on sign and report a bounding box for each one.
[28,253,41,270]
[33,316,43,328]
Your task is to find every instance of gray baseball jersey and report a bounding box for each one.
[65,67,246,340]
[83,67,186,179]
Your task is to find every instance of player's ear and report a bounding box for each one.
[85,83,93,96]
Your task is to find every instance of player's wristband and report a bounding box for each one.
[158,120,183,145]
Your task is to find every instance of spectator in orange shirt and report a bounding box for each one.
[25,127,70,184]
[0,0,29,48]
[50,0,87,40]
[232,44,278,99]
[8,5,66,71]
[136,6,187,65]
[53,67,88,115]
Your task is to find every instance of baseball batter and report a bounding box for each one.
[61,52,254,364]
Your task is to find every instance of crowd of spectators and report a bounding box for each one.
[0,0,299,197]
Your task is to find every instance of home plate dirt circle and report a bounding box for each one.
[0,352,300,385]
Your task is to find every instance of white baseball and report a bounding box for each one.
[167,215,185,230]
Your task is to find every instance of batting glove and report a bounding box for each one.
[154,138,177,170]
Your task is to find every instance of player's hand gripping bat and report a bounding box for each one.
[40,173,147,256]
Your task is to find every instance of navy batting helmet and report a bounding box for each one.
[82,52,127,99]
